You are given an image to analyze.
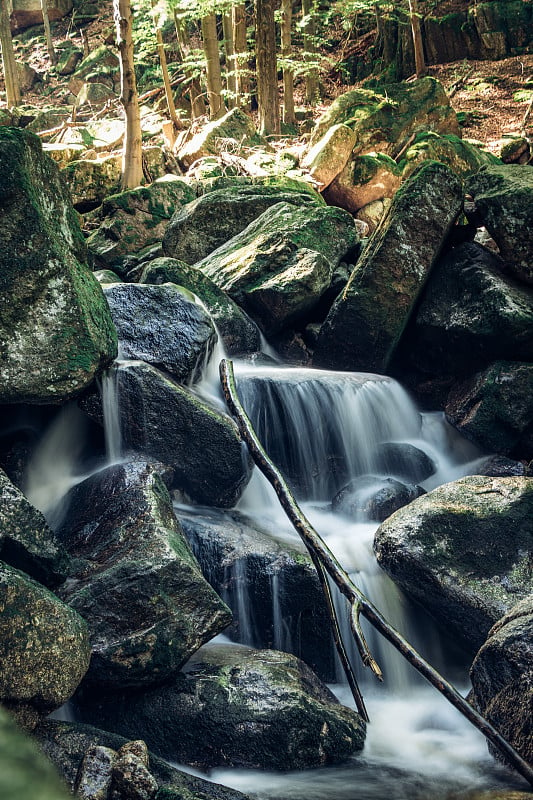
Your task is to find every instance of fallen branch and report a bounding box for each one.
[220,358,533,788]
[448,66,474,98]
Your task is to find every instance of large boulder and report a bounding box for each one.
[74,644,366,770]
[111,362,252,506]
[10,0,72,30]
[61,154,122,208]
[470,596,533,765]
[56,461,231,688]
[446,361,533,459]
[374,476,533,652]
[103,282,216,384]
[0,562,90,728]
[466,164,533,285]
[162,183,323,265]
[195,202,359,337]
[401,131,500,179]
[323,152,403,215]
[0,468,69,587]
[140,257,261,356]
[86,178,195,271]
[176,108,266,168]
[301,123,357,190]
[0,128,117,404]
[401,243,533,379]
[314,161,463,373]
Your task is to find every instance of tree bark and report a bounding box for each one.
[280,0,295,126]
[255,0,280,135]
[220,357,533,790]
[408,0,427,77]
[41,0,56,65]
[151,0,181,129]
[174,15,206,120]
[0,0,20,107]
[302,0,319,105]
[222,12,236,109]
[114,0,143,189]
[201,13,224,120]
[232,3,248,109]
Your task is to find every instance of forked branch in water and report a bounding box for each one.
[220,358,533,788]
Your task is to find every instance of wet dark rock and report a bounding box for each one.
[0,562,90,727]
[56,461,231,688]
[176,507,336,681]
[314,161,463,373]
[140,257,261,357]
[0,467,69,587]
[74,745,115,800]
[374,476,533,652]
[110,750,158,800]
[473,455,528,479]
[103,283,216,384]
[374,443,436,483]
[162,184,322,265]
[332,476,425,522]
[470,596,533,765]
[446,361,533,459]
[114,362,252,507]
[74,644,366,771]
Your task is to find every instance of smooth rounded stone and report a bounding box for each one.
[332,476,425,522]
[323,153,402,215]
[140,257,261,356]
[74,745,115,800]
[35,720,253,800]
[195,202,359,337]
[470,596,533,765]
[0,467,69,587]
[0,562,90,725]
[114,361,252,507]
[0,128,117,404]
[473,455,528,478]
[401,243,533,378]
[176,506,336,681]
[111,751,158,800]
[466,164,533,285]
[314,161,463,373]
[0,706,71,800]
[103,283,216,384]
[374,476,533,652]
[162,184,322,266]
[446,361,533,459]
[86,178,195,270]
[301,123,357,190]
[74,644,366,771]
[374,442,436,483]
[56,461,231,688]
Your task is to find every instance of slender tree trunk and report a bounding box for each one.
[0,0,21,107]
[232,3,248,109]
[280,0,295,126]
[302,0,319,105]
[255,0,280,135]
[222,12,236,108]
[174,14,206,119]
[408,0,427,77]
[114,0,143,189]
[201,13,224,120]
[151,0,181,128]
[41,0,56,65]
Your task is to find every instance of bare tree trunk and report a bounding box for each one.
[232,3,248,109]
[255,0,280,135]
[201,13,224,120]
[222,12,236,109]
[41,0,56,65]
[302,0,319,105]
[0,0,21,107]
[174,14,206,120]
[114,0,143,189]
[280,0,295,126]
[408,0,427,77]
[151,0,182,129]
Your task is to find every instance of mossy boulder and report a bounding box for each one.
[0,468,69,587]
[57,461,231,688]
[446,361,533,459]
[324,152,403,214]
[314,161,463,373]
[177,108,267,168]
[301,123,357,190]
[0,128,117,404]
[61,154,122,208]
[0,562,90,727]
[374,476,533,652]
[466,165,533,285]
[86,178,195,270]
[401,131,500,178]
[74,644,366,770]
[195,202,359,337]
[162,184,323,266]
[68,45,120,97]
[140,257,261,356]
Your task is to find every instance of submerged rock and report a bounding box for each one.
[374,476,533,652]
[332,476,425,522]
[0,128,117,404]
[104,282,216,384]
[56,461,231,688]
[74,644,366,770]
[374,442,436,483]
